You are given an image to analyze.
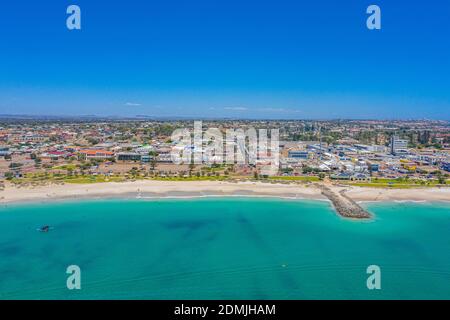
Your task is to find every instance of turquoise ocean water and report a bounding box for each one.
[0,198,449,299]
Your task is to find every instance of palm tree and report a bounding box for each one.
[189,162,195,175]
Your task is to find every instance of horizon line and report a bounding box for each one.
[0,114,449,122]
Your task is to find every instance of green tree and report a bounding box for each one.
[4,172,14,180]
[437,172,446,184]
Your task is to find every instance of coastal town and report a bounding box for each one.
[2,0,450,303]
[0,118,449,188]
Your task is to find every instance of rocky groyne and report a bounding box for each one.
[318,185,372,219]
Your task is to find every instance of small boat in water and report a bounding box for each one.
[38,225,51,232]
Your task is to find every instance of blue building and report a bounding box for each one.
[442,162,450,172]
[288,151,309,159]
[0,147,11,157]
[117,152,141,161]
[141,155,152,163]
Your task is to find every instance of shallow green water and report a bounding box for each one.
[0,198,449,299]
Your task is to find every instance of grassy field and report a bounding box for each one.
[150,175,229,181]
[268,176,320,182]
[342,177,449,189]
[9,172,231,185]
[6,172,449,188]
[10,173,127,184]
[51,164,77,170]
[64,176,127,184]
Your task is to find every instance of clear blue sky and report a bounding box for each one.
[0,0,449,119]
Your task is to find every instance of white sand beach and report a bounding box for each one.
[344,186,450,203]
[0,180,449,204]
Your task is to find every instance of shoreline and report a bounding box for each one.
[0,180,324,205]
[0,194,333,208]
[1,180,449,206]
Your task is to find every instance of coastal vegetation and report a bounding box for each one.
[344,177,449,189]
[268,176,320,182]
[3,171,449,188]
